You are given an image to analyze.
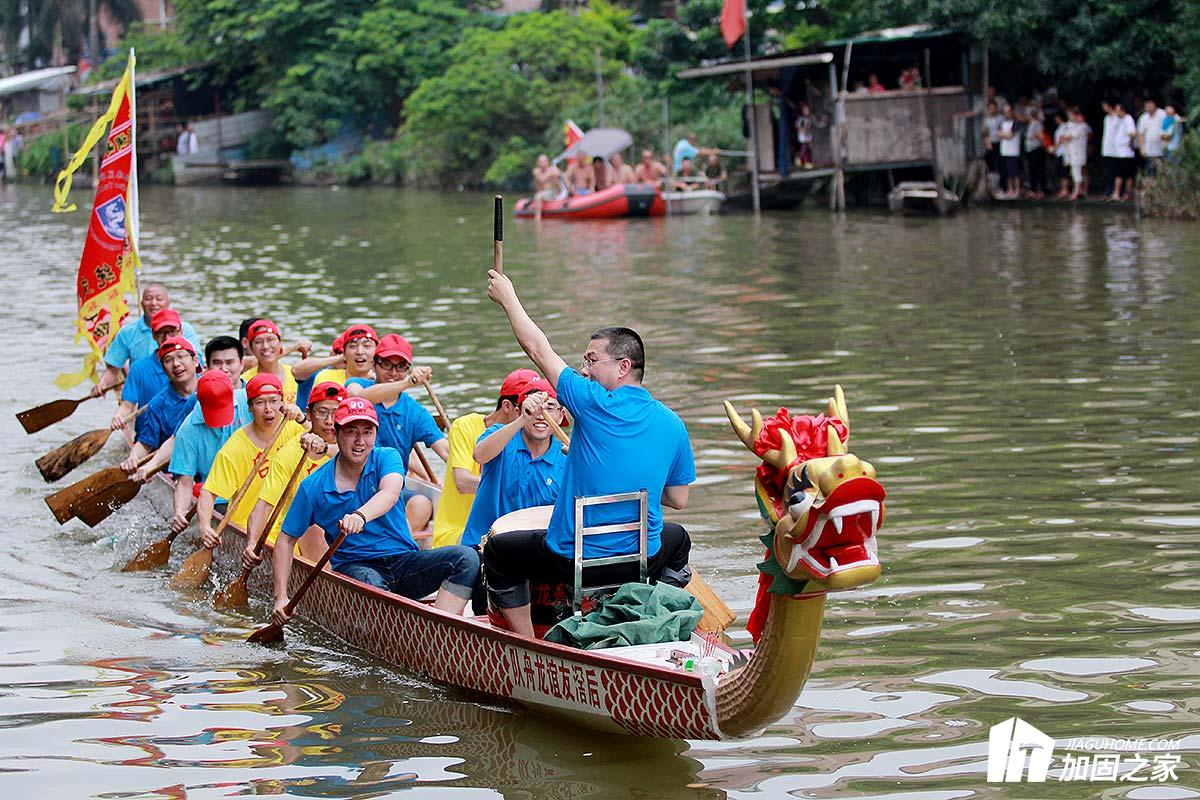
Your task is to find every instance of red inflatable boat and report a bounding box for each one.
[514,183,665,219]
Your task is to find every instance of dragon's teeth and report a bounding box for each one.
[786,545,803,573]
[829,555,840,569]
[870,508,880,531]
[832,516,844,535]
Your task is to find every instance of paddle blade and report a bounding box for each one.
[45,465,127,524]
[247,622,285,644]
[16,398,81,434]
[35,428,112,483]
[75,478,143,528]
[213,575,250,610]
[121,537,173,572]
[171,547,214,590]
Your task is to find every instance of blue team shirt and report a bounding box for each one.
[281,446,416,567]
[105,316,203,369]
[295,372,317,410]
[373,393,445,472]
[167,389,252,480]
[135,388,197,451]
[460,424,566,548]
[122,355,170,407]
[547,368,695,560]
[673,138,700,171]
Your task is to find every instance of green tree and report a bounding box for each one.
[401,8,633,187]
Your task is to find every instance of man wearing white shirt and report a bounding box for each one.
[1137,99,1167,174]
[997,105,1023,199]
[1110,103,1137,202]
[1100,102,1118,196]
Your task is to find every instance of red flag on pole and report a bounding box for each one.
[720,0,746,48]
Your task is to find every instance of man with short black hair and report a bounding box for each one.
[119,336,200,474]
[111,308,191,429]
[483,271,696,637]
[205,336,245,387]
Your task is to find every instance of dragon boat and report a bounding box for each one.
[140,386,884,740]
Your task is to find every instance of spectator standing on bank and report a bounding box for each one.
[997,105,1022,199]
[1109,102,1137,201]
[1063,107,1091,201]
[983,100,1003,179]
[1162,105,1183,159]
[1137,98,1168,175]
[1100,101,1118,196]
[1024,108,1047,199]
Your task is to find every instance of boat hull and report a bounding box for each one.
[153,478,725,739]
[514,183,665,219]
[664,190,725,215]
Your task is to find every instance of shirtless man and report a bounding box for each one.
[633,149,668,186]
[565,151,595,196]
[609,153,636,184]
[531,154,562,218]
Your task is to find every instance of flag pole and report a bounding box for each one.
[128,47,142,300]
[741,2,761,214]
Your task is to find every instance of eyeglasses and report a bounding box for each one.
[581,356,620,370]
[374,359,410,372]
[311,407,336,421]
[250,396,283,410]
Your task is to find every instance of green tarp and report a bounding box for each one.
[544,582,703,650]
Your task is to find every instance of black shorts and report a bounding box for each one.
[1002,155,1022,179]
[483,522,693,609]
[1114,157,1136,179]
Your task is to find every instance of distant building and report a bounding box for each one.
[0,66,77,121]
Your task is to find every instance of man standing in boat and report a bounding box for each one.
[531,154,562,219]
[272,397,480,622]
[483,271,696,637]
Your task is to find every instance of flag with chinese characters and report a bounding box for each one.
[52,50,140,389]
[720,0,746,47]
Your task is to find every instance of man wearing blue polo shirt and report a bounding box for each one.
[111,308,203,430]
[119,336,200,473]
[272,396,479,623]
[92,283,203,395]
[484,270,696,637]
[460,377,566,548]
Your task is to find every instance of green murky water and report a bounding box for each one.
[1,183,1197,798]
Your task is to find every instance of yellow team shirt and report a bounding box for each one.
[432,413,486,548]
[313,368,347,385]
[204,420,306,531]
[242,363,299,405]
[258,435,332,543]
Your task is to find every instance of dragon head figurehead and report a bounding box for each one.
[725,385,884,594]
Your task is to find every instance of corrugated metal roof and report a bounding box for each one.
[822,25,961,47]
[73,62,210,96]
[677,52,834,80]
[0,66,77,97]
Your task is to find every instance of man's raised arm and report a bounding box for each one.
[486,270,567,386]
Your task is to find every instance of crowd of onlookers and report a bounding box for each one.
[982,87,1185,202]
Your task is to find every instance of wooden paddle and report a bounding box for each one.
[74,461,168,528]
[412,443,439,488]
[17,380,123,434]
[45,452,153,524]
[247,525,350,644]
[422,383,451,433]
[36,405,147,483]
[213,453,310,610]
[493,194,504,274]
[171,417,291,590]
[541,408,571,451]
[122,507,197,572]
[685,569,736,634]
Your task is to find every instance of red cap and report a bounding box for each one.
[309,381,348,405]
[197,370,235,427]
[334,396,378,427]
[518,377,557,406]
[331,332,346,355]
[342,324,379,345]
[150,308,182,333]
[375,333,413,363]
[157,335,196,361]
[500,368,540,399]
[246,372,284,400]
[246,319,281,343]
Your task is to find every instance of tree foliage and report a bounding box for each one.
[0,0,140,71]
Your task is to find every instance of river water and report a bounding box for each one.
[1,182,1197,799]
